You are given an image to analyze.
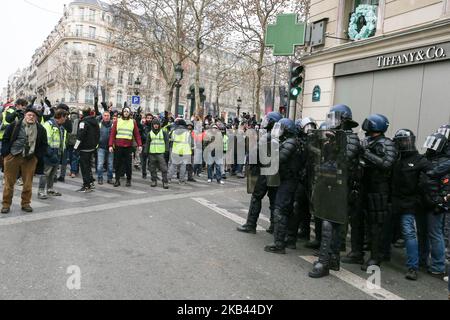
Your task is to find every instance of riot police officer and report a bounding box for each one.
[237,112,282,234]
[359,114,398,271]
[285,118,317,248]
[308,104,361,278]
[265,119,302,254]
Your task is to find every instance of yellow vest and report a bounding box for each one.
[223,135,229,152]
[0,109,15,140]
[116,118,134,141]
[172,131,191,155]
[44,121,67,151]
[149,131,166,154]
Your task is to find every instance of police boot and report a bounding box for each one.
[236,224,256,234]
[264,244,286,254]
[309,221,332,278]
[305,239,321,250]
[341,251,365,265]
[163,182,169,190]
[285,236,297,250]
[266,209,275,234]
[362,225,383,271]
[151,181,157,188]
[114,180,121,187]
[330,254,341,271]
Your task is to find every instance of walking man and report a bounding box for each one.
[97,111,114,185]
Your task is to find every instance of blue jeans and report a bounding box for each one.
[97,148,114,180]
[208,163,222,182]
[401,214,420,270]
[67,146,80,174]
[426,212,446,273]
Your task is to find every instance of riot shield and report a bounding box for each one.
[308,129,348,225]
[247,165,260,194]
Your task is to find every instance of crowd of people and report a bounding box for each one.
[0,97,254,203]
[0,97,449,298]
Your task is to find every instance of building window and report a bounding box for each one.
[79,7,85,21]
[354,0,379,7]
[154,97,160,113]
[105,68,112,80]
[117,90,123,107]
[89,9,95,22]
[88,44,96,57]
[85,86,96,104]
[118,71,124,85]
[75,25,83,37]
[72,62,81,74]
[87,64,95,78]
[89,26,96,39]
[128,73,134,86]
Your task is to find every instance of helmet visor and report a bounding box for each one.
[423,135,445,152]
[271,122,283,138]
[261,116,269,129]
[394,136,416,152]
[326,111,342,129]
[437,127,450,140]
[303,124,316,134]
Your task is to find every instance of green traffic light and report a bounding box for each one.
[291,87,302,97]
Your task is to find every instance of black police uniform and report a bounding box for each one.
[265,135,302,253]
[360,134,398,269]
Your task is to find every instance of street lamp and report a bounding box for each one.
[174,63,184,117]
[237,97,242,118]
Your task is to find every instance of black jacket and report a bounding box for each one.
[392,151,431,213]
[279,136,302,180]
[75,116,100,152]
[422,153,450,213]
[361,135,398,193]
[1,120,48,175]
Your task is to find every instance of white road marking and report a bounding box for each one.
[194,198,405,301]
[299,256,405,300]
[192,198,265,231]
[0,190,224,227]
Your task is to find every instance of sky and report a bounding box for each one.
[0,0,73,91]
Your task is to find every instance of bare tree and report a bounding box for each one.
[225,0,308,120]
[52,46,89,104]
[111,0,193,114]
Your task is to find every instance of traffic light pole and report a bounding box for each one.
[288,99,297,120]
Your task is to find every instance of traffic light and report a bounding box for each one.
[289,63,304,100]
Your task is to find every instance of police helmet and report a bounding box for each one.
[273,118,297,138]
[327,104,359,129]
[437,124,450,140]
[300,117,318,133]
[261,112,282,130]
[393,129,416,152]
[423,132,448,154]
[361,114,390,134]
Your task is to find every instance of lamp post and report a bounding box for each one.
[237,96,242,119]
[134,77,142,96]
[174,63,184,118]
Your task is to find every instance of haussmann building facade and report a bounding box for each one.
[301,0,450,145]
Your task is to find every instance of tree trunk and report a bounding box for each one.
[195,57,202,118]
[255,47,265,121]
[166,86,174,114]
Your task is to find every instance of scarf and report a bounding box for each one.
[23,121,38,157]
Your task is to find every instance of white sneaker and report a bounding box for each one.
[17,178,24,186]
[219,181,225,185]
[208,179,212,183]
[445,276,449,283]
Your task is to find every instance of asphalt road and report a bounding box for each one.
[0,173,447,300]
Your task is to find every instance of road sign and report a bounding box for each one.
[132,96,141,105]
[265,14,306,56]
